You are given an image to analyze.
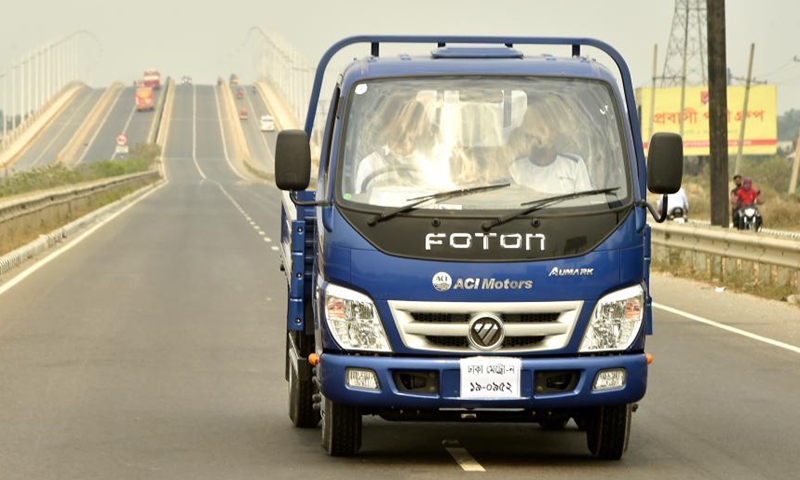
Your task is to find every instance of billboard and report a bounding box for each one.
[638,85,777,156]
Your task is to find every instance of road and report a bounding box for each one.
[10,87,103,171]
[232,85,277,174]
[78,86,161,164]
[0,84,799,479]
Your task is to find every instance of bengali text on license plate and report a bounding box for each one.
[459,356,522,399]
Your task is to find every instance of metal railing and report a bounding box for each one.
[650,221,800,293]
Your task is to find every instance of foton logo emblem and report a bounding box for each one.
[425,233,545,251]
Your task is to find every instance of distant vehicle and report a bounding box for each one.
[135,86,154,111]
[143,69,161,90]
[230,74,239,85]
[260,114,275,132]
[239,106,248,120]
[180,76,192,86]
[236,87,244,100]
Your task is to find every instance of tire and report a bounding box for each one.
[586,404,632,460]
[321,397,362,456]
[288,359,320,428]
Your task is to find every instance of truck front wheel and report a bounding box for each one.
[585,404,632,460]
[321,397,362,456]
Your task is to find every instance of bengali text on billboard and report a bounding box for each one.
[638,85,777,156]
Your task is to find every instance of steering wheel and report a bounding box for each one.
[360,165,426,192]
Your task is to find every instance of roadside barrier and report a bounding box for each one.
[651,221,800,294]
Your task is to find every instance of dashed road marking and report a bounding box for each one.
[444,441,485,472]
[215,183,278,251]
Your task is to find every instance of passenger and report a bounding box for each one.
[730,174,743,226]
[354,101,433,195]
[507,101,593,195]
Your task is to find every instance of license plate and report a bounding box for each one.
[459,356,521,399]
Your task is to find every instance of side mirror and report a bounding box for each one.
[275,130,311,191]
[647,132,683,194]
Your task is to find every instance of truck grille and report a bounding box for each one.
[389,300,582,354]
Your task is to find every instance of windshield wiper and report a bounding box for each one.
[481,187,620,231]
[367,183,510,226]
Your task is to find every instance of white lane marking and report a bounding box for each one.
[75,86,125,165]
[0,181,168,298]
[270,246,279,251]
[653,302,800,355]
[191,85,207,180]
[29,90,97,168]
[214,183,275,250]
[213,87,248,181]
[444,444,485,472]
[110,102,137,160]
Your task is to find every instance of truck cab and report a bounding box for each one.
[275,36,682,459]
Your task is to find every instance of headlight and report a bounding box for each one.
[579,285,645,352]
[324,284,392,352]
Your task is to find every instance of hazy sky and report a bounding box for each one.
[3,0,800,113]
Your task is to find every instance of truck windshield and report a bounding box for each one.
[339,77,631,211]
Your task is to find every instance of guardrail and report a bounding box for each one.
[650,222,800,294]
[0,170,161,277]
[218,83,251,163]
[0,170,160,259]
[147,78,171,144]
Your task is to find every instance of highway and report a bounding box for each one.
[0,83,799,479]
[233,85,278,174]
[79,87,161,164]
[9,87,103,171]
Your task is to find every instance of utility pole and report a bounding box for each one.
[707,0,730,226]
[734,43,755,174]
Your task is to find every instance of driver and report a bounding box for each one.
[354,101,433,195]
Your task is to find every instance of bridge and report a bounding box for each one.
[0,27,799,479]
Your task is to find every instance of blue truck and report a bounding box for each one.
[275,36,682,459]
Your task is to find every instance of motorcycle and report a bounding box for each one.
[667,206,687,223]
[736,204,763,231]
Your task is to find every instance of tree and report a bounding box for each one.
[777,109,800,146]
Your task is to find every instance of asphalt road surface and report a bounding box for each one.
[10,87,103,171]
[232,84,278,174]
[79,87,160,164]
[0,84,798,479]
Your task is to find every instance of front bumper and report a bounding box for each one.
[319,353,647,409]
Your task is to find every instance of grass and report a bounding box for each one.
[653,247,798,304]
[0,143,160,199]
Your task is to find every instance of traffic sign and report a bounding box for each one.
[116,134,128,147]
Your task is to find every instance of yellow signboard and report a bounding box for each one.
[638,85,777,156]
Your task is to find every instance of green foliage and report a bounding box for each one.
[778,109,800,143]
[0,144,160,199]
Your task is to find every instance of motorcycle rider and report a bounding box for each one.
[733,177,762,229]
[657,187,689,220]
